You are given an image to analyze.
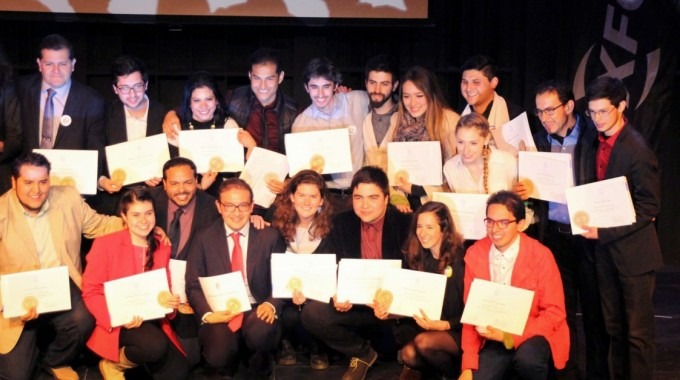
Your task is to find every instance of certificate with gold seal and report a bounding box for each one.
[518,151,573,203]
[387,141,443,186]
[380,268,446,318]
[239,147,289,208]
[198,272,252,313]
[33,149,98,195]
[564,176,636,235]
[336,259,402,305]
[0,266,71,318]
[284,128,353,176]
[105,134,171,186]
[179,129,244,173]
[270,253,337,302]
[104,269,173,327]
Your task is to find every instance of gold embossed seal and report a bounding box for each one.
[157,291,174,307]
[209,156,225,173]
[111,169,127,186]
[287,277,303,293]
[374,289,394,309]
[395,170,409,184]
[22,296,38,311]
[573,210,590,228]
[226,298,242,313]
[309,154,325,174]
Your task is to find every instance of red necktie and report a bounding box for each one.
[228,232,244,332]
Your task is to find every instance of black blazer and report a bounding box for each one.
[17,74,105,155]
[329,205,411,264]
[596,124,663,276]
[186,220,283,321]
[150,186,220,260]
[104,97,167,145]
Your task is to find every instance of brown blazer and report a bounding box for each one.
[0,186,124,353]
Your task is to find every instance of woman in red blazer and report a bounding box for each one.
[82,188,188,379]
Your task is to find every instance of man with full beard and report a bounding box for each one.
[362,55,400,172]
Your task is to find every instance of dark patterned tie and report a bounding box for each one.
[41,88,56,149]
[169,208,184,258]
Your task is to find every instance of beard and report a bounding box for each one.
[369,92,394,109]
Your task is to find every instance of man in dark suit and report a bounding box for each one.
[581,76,662,380]
[186,178,281,379]
[16,33,105,161]
[301,166,411,380]
[92,55,169,215]
[516,80,608,380]
[149,157,221,368]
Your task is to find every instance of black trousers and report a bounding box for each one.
[0,280,94,380]
[119,321,189,380]
[474,336,556,380]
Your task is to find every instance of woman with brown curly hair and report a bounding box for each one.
[271,169,334,369]
[373,201,465,379]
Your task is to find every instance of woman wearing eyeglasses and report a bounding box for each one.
[271,170,334,369]
[82,188,189,380]
[459,191,568,380]
[373,201,465,380]
[443,113,517,195]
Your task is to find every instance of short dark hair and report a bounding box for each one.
[248,47,282,74]
[585,76,627,107]
[111,55,149,85]
[178,71,226,126]
[364,54,398,83]
[351,166,389,197]
[162,157,197,180]
[303,57,342,85]
[37,34,74,60]
[12,153,51,179]
[535,79,575,105]
[218,178,253,202]
[486,190,526,221]
[460,55,497,81]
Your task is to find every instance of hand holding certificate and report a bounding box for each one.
[33,149,98,195]
[271,253,337,303]
[105,134,171,186]
[379,268,446,318]
[198,272,252,314]
[336,259,401,304]
[501,112,537,152]
[1,266,71,318]
[104,269,173,327]
[564,176,636,235]
[460,278,535,336]
[518,152,573,203]
[240,147,289,208]
[179,129,244,173]
[387,141,443,186]
[433,192,489,240]
[285,129,353,176]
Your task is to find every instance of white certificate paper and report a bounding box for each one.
[198,272,252,313]
[168,259,187,303]
[104,269,173,327]
[0,266,71,318]
[179,129,244,173]
[33,149,98,195]
[433,192,489,240]
[271,253,337,303]
[285,129,353,176]
[461,278,535,336]
[387,141,443,186]
[239,147,289,208]
[564,176,636,235]
[336,259,402,304]
[501,112,537,152]
[518,151,573,203]
[380,268,446,318]
[105,134,171,186]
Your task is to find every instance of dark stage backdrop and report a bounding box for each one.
[0,0,678,264]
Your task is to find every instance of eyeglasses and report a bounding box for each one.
[534,103,564,117]
[219,201,252,213]
[483,218,517,229]
[116,83,146,94]
[585,106,616,119]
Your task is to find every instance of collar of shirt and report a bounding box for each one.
[225,222,250,240]
[598,123,624,147]
[252,92,279,111]
[167,194,196,224]
[490,234,520,267]
[361,214,386,234]
[41,79,71,104]
[547,115,581,146]
[124,95,149,118]
[24,198,51,218]
[309,93,345,119]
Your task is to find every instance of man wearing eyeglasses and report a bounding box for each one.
[90,55,169,215]
[17,34,105,169]
[460,190,568,380]
[186,178,281,379]
[581,76,661,380]
[515,80,608,380]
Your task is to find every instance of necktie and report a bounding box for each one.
[228,231,244,332]
[169,208,184,258]
[41,88,56,149]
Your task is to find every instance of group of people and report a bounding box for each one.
[0,31,661,380]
